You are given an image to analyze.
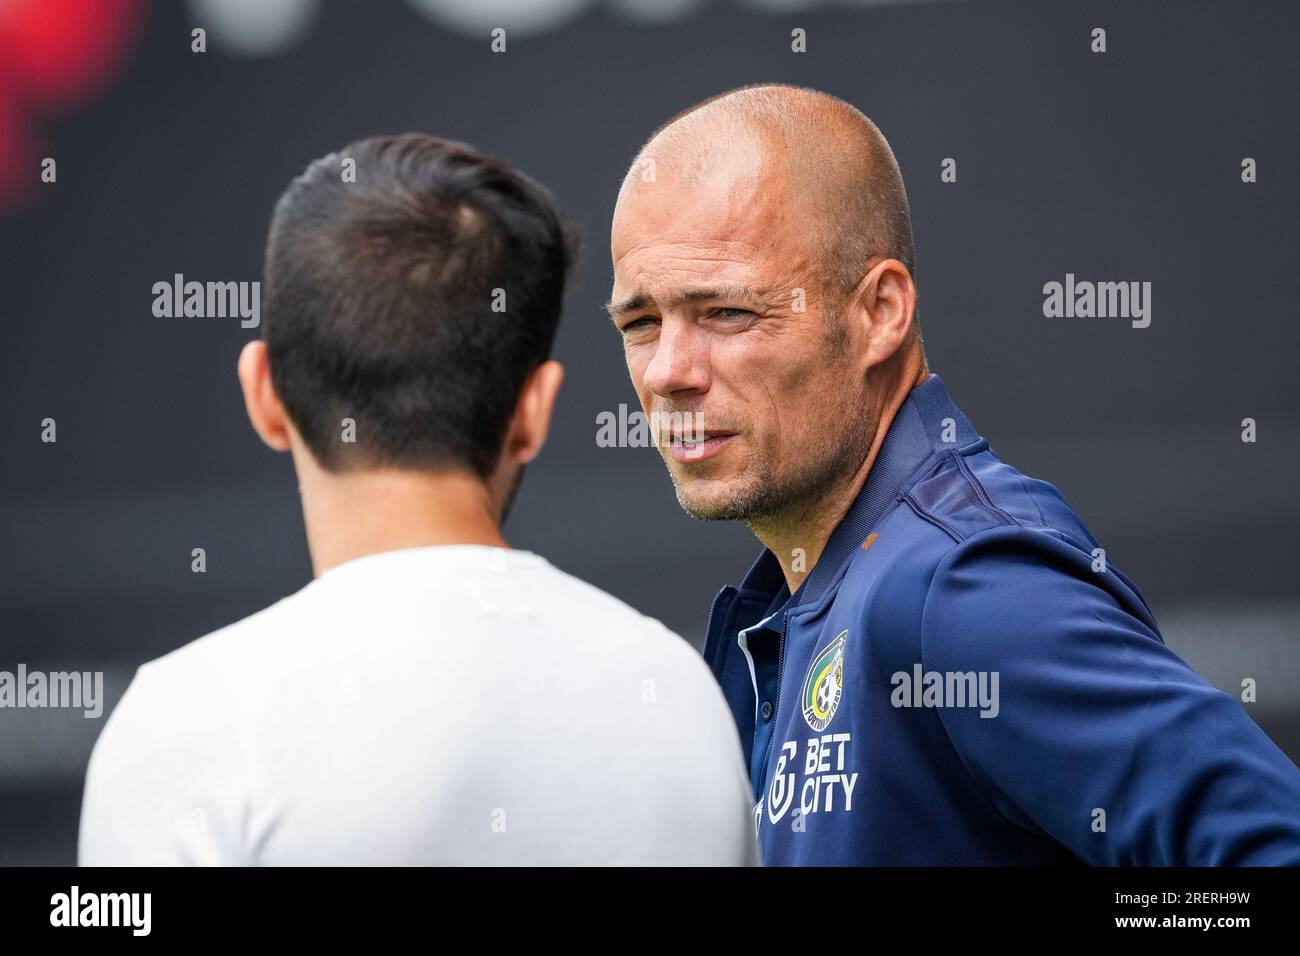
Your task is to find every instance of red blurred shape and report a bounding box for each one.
[0,0,145,210]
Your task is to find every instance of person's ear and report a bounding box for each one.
[237,340,293,452]
[506,360,564,464]
[852,258,917,371]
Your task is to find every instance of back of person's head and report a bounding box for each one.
[262,133,577,479]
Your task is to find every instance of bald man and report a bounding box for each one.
[608,84,1300,865]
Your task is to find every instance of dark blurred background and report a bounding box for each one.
[1,0,1296,864]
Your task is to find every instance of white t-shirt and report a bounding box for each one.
[79,545,758,866]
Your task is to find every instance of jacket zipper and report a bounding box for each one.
[701,586,730,668]
[756,612,790,833]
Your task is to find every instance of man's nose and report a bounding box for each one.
[642,319,710,398]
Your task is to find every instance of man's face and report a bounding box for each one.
[609,141,872,523]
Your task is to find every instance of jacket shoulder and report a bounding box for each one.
[902,440,1100,555]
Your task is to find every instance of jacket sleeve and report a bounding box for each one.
[920,524,1300,866]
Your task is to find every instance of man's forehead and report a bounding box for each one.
[633,117,769,179]
[611,203,819,298]
[610,136,813,306]
[610,232,765,299]
[616,181,754,243]
[611,179,788,277]
[615,142,784,235]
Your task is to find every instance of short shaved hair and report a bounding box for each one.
[633,84,917,297]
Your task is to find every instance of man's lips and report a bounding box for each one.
[662,431,737,463]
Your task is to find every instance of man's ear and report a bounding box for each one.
[506,360,564,464]
[852,258,917,371]
[237,340,293,452]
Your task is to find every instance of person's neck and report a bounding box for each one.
[752,363,929,594]
[296,463,508,577]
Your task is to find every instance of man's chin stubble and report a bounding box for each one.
[669,425,874,529]
[671,471,800,524]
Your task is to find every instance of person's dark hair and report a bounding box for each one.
[263,133,577,478]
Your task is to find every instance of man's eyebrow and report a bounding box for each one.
[605,291,654,318]
[605,285,765,319]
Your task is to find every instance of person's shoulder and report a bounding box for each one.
[847,444,1155,652]
[903,440,1100,555]
[855,441,1107,595]
[80,602,291,866]
[146,588,305,681]
[907,441,1149,603]
[525,557,719,676]
[88,588,319,780]
[110,587,318,738]
[527,563,747,774]
[914,516,1159,667]
[527,557,679,638]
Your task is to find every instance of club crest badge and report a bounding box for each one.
[801,630,847,732]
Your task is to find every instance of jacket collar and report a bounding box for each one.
[729,372,978,611]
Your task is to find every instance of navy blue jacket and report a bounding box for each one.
[703,374,1300,865]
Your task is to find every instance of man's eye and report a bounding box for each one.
[621,316,657,333]
[714,308,754,319]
